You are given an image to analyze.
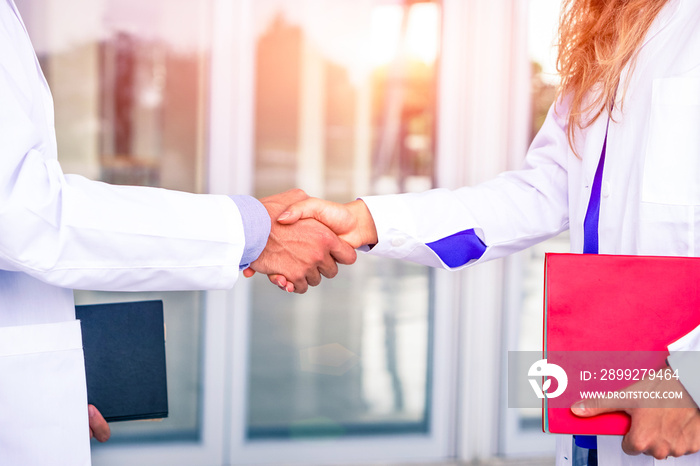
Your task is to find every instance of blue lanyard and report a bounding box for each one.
[582,115,612,255]
[575,115,611,452]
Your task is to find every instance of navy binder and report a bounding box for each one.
[76,300,169,422]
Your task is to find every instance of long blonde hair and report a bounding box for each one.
[556,0,669,149]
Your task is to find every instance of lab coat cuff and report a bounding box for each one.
[358,194,486,269]
[359,194,418,260]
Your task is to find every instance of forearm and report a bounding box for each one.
[0,171,245,291]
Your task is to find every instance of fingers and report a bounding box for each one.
[283,188,310,203]
[253,269,295,292]
[574,400,700,459]
[620,432,646,457]
[259,189,309,218]
[330,238,357,266]
[620,407,700,459]
[569,375,700,460]
[276,198,329,225]
[570,400,648,457]
[261,188,309,207]
[298,224,354,289]
[267,274,286,288]
[268,231,351,294]
[266,255,344,294]
[305,268,323,288]
[570,398,621,418]
[620,421,671,458]
[250,194,358,293]
[267,274,295,292]
[317,255,340,280]
[88,405,110,443]
[276,198,367,247]
[291,276,310,294]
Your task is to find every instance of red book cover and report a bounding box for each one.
[542,253,700,435]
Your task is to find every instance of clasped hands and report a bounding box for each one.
[242,189,377,293]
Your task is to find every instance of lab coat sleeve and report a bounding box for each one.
[360,100,571,269]
[0,59,246,292]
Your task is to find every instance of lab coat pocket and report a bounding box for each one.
[0,320,91,466]
[642,77,700,205]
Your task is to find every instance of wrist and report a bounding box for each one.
[229,195,271,268]
[346,199,378,247]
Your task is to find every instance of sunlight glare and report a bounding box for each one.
[370,5,402,66]
[405,3,439,65]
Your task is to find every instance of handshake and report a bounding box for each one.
[242,189,379,293]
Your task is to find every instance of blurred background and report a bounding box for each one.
[16,0,568,464]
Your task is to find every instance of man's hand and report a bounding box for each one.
[89,405,110,442]
[571,368,700,459]
[243,190,357,294]
[251,197,378,292]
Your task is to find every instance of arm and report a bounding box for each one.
[263,100,571,291]
[355,100,571,269]
[276,100,571,270]
[0,74,245,290]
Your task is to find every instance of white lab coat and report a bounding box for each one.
[362,0,700,464]
[0,1,244,464]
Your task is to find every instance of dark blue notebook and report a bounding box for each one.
[76,300,168,422]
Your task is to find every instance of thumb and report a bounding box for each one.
[242,267,256,278]
[331,239,358,266]
[571,398,620,417]
[277,198,337,225]
[88,405,111,443]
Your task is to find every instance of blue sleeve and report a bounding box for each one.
[229,195,271,269]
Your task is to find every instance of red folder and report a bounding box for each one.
[542,253,700,435]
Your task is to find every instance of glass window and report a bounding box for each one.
[17,0,213,443]
[248,0,441,439]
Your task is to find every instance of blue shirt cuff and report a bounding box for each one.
[229,195,271,269]
[425,229,486,268]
